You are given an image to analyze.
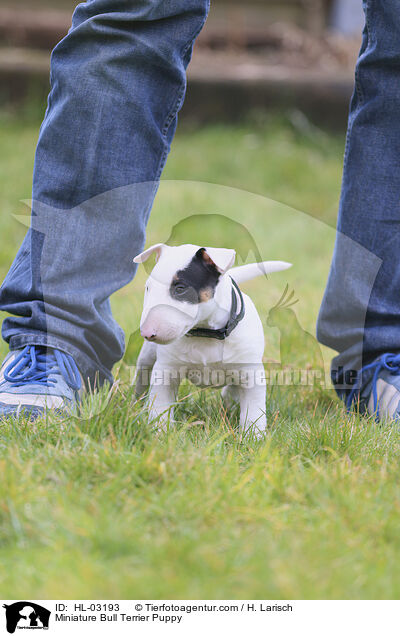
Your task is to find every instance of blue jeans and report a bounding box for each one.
[0,0,209,385]
[317,0,400,396]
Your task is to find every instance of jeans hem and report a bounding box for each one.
[7,333,113,387]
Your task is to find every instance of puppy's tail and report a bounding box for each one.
[228,261,292,284]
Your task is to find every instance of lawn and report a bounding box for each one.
[1,110,400,600]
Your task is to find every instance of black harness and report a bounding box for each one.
[186,277,245,341]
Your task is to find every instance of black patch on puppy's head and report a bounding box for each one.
[169,248,220,304]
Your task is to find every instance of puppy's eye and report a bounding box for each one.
[170,280,197,304]
[174,284,187,295]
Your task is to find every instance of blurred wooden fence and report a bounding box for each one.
[0,0,333,35]
[219,0,333,34]
[0,0,353,129]
[0,0,335,52]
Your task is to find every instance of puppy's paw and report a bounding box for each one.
[149,408,175,435]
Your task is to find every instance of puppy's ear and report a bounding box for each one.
[198,247,236,274]
[133,243,166,264]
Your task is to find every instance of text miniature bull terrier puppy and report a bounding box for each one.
[133,244,291,434]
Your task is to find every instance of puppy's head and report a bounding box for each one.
[134,244,236,344]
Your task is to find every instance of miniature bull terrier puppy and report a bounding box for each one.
[133,244,291,434]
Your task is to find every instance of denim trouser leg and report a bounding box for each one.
[317,0,400,397]
[0,0,209,385]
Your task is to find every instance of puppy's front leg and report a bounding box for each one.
[135,341,157,398]
[238,379,267,436]
[148,364,180,430]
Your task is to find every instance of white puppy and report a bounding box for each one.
[133,244,291,434]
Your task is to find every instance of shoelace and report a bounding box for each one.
[346,353,400,416]
[3,345,81,392]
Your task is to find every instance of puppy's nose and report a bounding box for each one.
[141,326,157,341]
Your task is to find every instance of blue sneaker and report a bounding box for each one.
[346,353,400,420]
[0,345,82,419]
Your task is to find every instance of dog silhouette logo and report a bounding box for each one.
[3,602,51,634]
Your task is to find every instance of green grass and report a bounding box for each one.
[2,111,398,600]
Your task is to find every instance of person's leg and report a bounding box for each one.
[317,0,400,413]
[0,0,209,387]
